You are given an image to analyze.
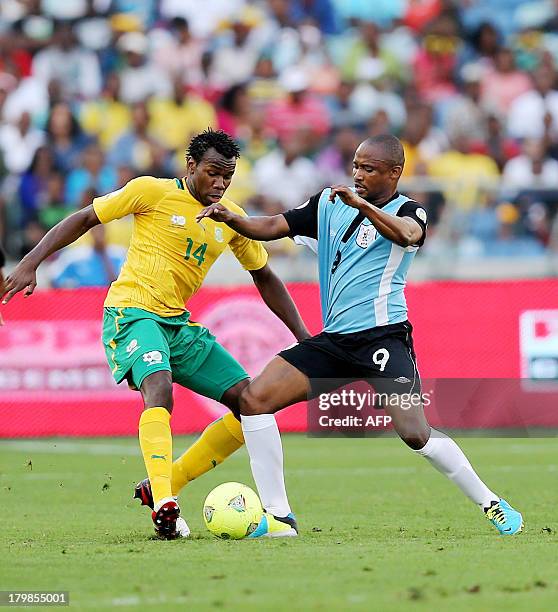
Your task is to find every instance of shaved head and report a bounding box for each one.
[361,134,405,168]
[352,134,405,203]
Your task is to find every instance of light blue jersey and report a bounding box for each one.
[286,189,426,334]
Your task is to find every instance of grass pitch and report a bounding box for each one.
[1,435,556,611]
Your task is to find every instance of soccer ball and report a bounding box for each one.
[203,482,263,540]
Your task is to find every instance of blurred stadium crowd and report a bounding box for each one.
[1,0,558,286]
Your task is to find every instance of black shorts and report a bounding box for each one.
[278,321,420,397]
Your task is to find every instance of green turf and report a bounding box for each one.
[1,435,556,611]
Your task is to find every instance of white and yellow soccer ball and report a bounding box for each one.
[203,482,263,540]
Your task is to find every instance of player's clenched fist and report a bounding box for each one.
[1,260,37,304]
[329,184,366,209]
[196,203,237,224]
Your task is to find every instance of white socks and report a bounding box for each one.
[415,429,498,509]
[240,418,497,516]
[241,414,292,517]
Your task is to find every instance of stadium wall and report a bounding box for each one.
[1,281,557,437]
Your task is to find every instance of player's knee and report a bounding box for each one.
[140,371,174,412]
[220,379,249,420]
[239,386,268,416]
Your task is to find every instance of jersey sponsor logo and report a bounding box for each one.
[170,214,186,227]
[126,339,139,356]
[356,223,377,248]
[416,208,427,223]
[214,227,224,243]
[142,350,163,365]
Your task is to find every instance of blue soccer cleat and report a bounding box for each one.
[247,511,298,538]
[485,498,524,535]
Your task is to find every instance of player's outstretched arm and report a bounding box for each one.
[196,204,290,241]
[1,206,101,304]
[249,263,311,342]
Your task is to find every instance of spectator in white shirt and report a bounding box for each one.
[502,138,558,192]
[153,17,205,87]
[0,111,45,174]
[159,0,247,38]
[253,135,322,211]
[32,21,101,100]
[117,32,171,104]
[508,66,558,140]
[209,13,264,89]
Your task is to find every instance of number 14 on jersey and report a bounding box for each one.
[184,237,207,266]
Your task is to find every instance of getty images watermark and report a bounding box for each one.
[308,379,432,436]
[307,378,558,437]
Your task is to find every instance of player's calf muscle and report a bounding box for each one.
[140,371,174,412]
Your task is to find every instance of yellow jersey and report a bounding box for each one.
[92,176,268,316]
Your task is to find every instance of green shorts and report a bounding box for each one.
[102,307,248,401]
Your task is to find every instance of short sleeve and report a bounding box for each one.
[92,177,163,224]
[282,190,323,239]
[228,208,269,271]
[396,200,428,246]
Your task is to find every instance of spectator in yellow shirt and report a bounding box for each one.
[80,73,131,150]
[428,135,499,210]
[149,76,217,153]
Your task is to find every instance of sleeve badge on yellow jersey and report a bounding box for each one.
[214,227,224,243]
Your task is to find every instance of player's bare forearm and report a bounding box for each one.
[196,205,290,240]
[249,264,311,342]
[2,206,100,304]
[330,185,421,247]
[228,214,291,241]
[25,206,101,267]
[357,202,420,247]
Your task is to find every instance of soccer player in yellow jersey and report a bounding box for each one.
[2,129,310,539]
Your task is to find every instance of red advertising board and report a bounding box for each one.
[0,280,557,436]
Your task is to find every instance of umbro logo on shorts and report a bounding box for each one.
[143,351,163,365]
[394,376,411,384]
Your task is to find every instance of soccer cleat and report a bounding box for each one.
[133,478,154,510]
[175,516,191,538]
[151,498,181,540]
[247,511,298,538]
[484,498,524,535]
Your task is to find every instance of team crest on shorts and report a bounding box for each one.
[142,351,163,365]
[356,223,377,248]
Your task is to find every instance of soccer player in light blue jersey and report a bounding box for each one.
[197,134,523,538]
